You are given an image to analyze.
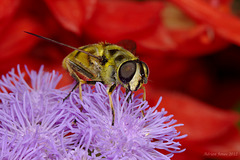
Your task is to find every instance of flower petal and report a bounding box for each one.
[170,0,240,46]
[137,3,230,57]
[0,16,44,60]
[146,87,240,141]
[84,0,163,41]
[45,0,97,34]
[0,0,20,32]
[200,127,240,159]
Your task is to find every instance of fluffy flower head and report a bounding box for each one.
[0,66,76,159]
[66,83,186,160]
[0,66,186,159]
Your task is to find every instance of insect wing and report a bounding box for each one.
[116,39,136,54]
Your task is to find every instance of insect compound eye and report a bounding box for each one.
[119,61,136,84]
[141,61,149,77]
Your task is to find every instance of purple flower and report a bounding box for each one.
[66,83,186,160]
[0,66,74,159]
[0,66,186,160]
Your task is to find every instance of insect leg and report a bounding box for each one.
[125,88,132,103]
[80,80,104,100]
[108,84,116,126]
[140,86,146,117]
[63,82,79,102]
[65,62,85,101]
[78,80,86,101]
[141,86,146,101]
[85,81,104,85]
[63,79,103,102]
[82,80,115,125]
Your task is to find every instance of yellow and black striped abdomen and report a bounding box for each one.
[62,42,138,85]
[62,43,104,81]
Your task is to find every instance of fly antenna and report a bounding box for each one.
[24,31,102,60]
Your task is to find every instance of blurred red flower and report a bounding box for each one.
[0,0,239,159]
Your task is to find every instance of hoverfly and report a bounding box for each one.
[24,31,149,125]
